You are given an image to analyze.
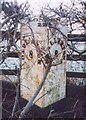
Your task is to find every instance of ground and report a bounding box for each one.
[2,80,86,119]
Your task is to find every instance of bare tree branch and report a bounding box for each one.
[19,62,52,119]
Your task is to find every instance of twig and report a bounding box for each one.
[11,69,20,118]
[19,63,52,119]
[11,85,19,118]
[0,93,7,107]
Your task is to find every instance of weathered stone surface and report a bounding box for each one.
[20,19,67,107]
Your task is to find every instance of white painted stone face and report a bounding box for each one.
[20,19,67,107]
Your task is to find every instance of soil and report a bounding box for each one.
[2,80,86,119]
